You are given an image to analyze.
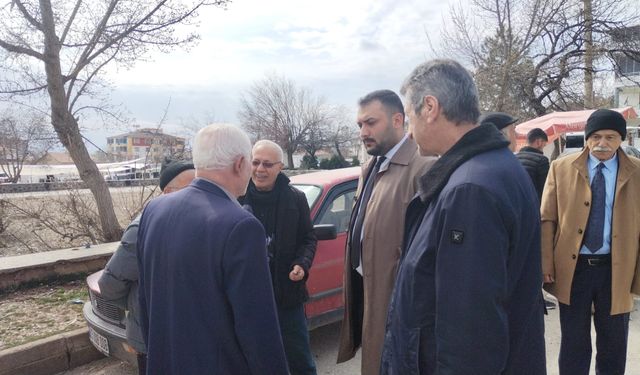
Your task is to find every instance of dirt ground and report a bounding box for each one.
[0,186,159,257]
[0,187,154,350]
[0,280,87,350]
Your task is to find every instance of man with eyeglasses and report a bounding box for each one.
[239,139,318,375]
[541,109,640,375]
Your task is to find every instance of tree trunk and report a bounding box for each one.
[40,0,122,242]
[286,150,295,169]
[333,140,349,167]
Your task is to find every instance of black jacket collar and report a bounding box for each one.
[519,146,543,154]
[418,124,510,204]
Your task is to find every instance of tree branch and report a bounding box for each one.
[13,0,44,31]
[60,0,83,45]
[0,84,47,95]
[0,38,44,60]
[68,0,167,80]
[68,45,120,108]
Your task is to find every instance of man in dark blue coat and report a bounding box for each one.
[137,124,288,375]
[380,59,546,375]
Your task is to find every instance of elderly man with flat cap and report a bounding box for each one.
[99,158,195,374]
[480,112,518,152]
[541,108,640,375]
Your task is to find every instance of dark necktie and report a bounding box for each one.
[350,156,386,269]
[583,162,606,253]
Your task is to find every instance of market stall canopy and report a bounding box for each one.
[515,107,638,144]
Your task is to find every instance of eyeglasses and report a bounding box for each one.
[251,160,282,169]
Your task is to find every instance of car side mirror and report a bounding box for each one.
[314,224,337,241]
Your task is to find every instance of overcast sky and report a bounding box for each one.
[83,0,453,149]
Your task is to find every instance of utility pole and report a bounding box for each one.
[584,0,594,108]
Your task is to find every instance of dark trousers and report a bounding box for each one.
[278,304,318,375]
[559,256,629,375]
[136,352,147,375]
[351,270,364,348]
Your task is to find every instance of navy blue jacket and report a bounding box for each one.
[381,125,546,375]
[137,178,288,375]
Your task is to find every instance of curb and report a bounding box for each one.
[0,244,119,374]
[0,243,118,293]
[0,328,105,375]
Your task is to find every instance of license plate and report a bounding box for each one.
[89,327,109,356]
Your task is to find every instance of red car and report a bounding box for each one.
[84,167,361,363]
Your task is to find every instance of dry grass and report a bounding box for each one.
[0,281,88,350]
[0,187,159,351]
[0,186,159,257]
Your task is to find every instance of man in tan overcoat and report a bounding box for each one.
[541,108,640,375]
[337,89,435,374]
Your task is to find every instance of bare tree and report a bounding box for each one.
[297,105,356,169]
[0,0,230,241]
[0,110,55,183]
[239,74,331,168]
[325,105,357,162]
[437,0,640,119]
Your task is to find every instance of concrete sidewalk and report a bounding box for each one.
[543,296,640,374]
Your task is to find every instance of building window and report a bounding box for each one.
[617,54,640,76]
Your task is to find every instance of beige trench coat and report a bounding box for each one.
[337,137,435,374]
[541,148,640,314]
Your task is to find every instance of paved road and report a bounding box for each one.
[57,321,360,375]
[58,299,640,374]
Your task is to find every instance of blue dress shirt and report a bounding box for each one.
[579,153,618,255]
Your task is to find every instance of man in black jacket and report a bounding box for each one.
[516,128,549,203]
[239,139,318,375]
[516,128,556,311]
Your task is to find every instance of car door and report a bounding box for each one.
[304,180,357,329]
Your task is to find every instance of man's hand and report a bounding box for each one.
[543,274,555,284]
[289,265,305,281]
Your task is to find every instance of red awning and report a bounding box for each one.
[515,107,638,142]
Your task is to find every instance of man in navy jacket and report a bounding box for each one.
[137,124,288,375]
[380,59,546,375]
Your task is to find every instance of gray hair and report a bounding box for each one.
[253,139,284,162]
[192,124,251,170]
[400,59,480,124]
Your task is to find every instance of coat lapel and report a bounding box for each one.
[615,149,638,191]
[570,148,590,182]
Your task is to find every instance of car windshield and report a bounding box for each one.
[292,184,322,209]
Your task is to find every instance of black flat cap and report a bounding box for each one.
[159,158,194,191]
[479,112,519,130]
